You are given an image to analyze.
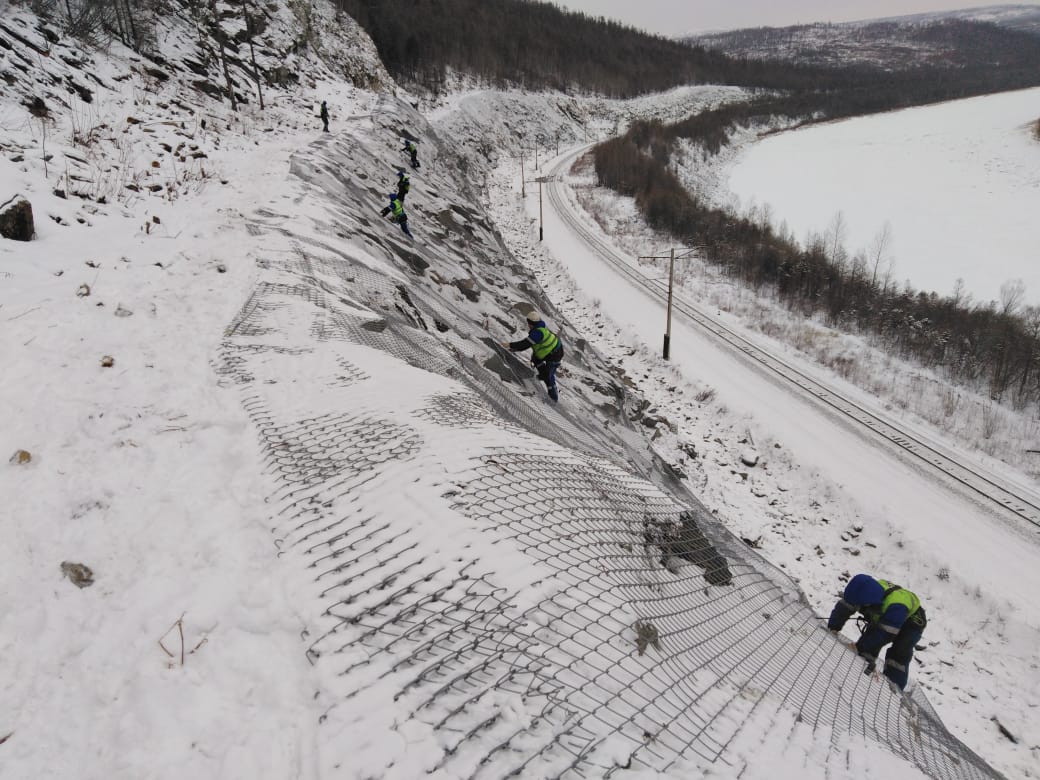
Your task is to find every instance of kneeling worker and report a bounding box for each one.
[828,573,927,690]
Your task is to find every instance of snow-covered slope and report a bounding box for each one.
[0,2,1020,778]
[872,4,1040,33]
[687,4,1040,68]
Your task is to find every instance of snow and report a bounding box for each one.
[2,2,1037,779]
[722,87,1040,306]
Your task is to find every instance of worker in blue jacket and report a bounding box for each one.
[828,573,927,690]
[501,311,563,402]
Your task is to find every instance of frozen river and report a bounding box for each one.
[726,87,1040,306]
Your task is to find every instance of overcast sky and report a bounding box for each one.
[549,0,1040,35]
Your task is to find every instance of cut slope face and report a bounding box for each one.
[221,92,1002,778]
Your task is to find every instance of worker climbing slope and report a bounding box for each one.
[501,310,564,402]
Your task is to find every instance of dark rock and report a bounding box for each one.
[645,510,732,585]
[64,76,92,103]
[452,277,480,302]
[60,561,94,588]
[0,195,34,241]
[395,245,429,274]
[27,96,48,117]
[192,79,224,99]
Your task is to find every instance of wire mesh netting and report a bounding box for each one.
[213,120,1005,778]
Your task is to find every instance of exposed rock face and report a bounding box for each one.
[0,195,34,241]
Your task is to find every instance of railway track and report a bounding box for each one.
[545,148,1040,533]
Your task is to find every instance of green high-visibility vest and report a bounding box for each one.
[862,579,921,628]
[391,199,404,219]
[531,327,559,360]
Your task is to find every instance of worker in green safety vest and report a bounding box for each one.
[501,310,564,402]
[379,192,412,239]
[402,138,420,169]
[828,573,927,689]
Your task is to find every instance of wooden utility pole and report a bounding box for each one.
[665,247,674,358]
[638,246,701,359]
[539,179,543,241]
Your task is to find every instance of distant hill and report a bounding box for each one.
[686,5,1040,70]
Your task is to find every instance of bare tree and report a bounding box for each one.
[208,0,238,111]
[868,220,893,288]
[241,0,265,110]
[999,278,1026,317]
[824,210,848,269]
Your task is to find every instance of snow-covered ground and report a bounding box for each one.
[2,3,1037,778]
[720,87,1040,306]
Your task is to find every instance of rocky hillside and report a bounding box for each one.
[0,0,388,211]
[687,5,1040,69]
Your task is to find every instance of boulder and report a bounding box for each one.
[0,195,34,241]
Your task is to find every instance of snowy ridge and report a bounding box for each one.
[212,93,1002,776]
[687,4,1040,68]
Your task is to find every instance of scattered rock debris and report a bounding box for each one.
[9,449,32,465]
[60,561,94,588]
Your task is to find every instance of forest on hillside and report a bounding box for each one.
[691,17,1040,70]
[333,0,884,97]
